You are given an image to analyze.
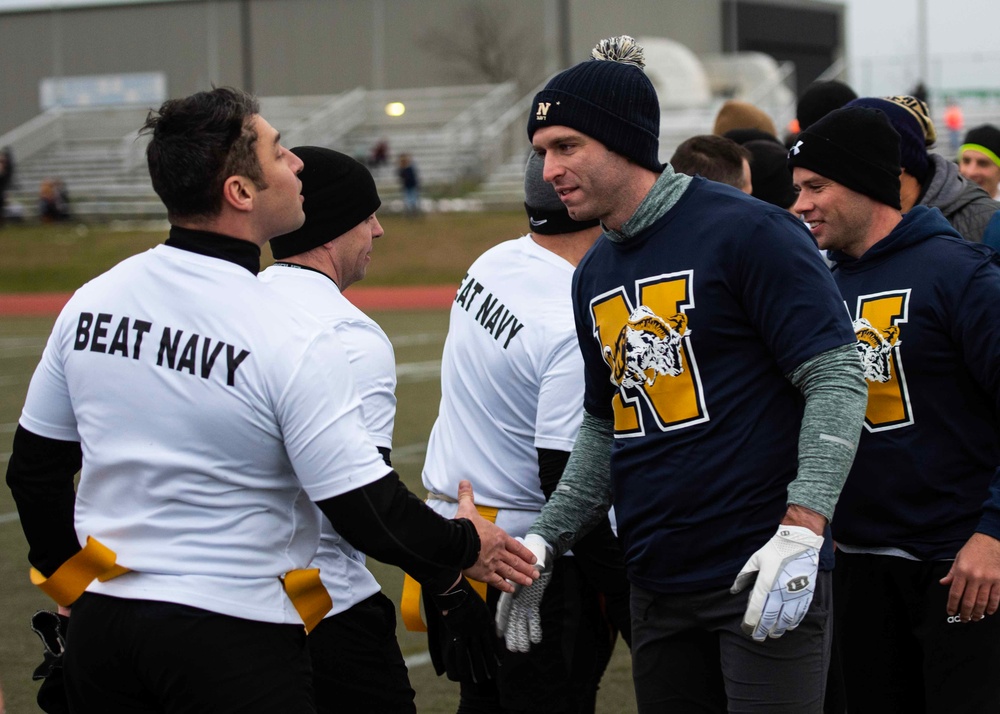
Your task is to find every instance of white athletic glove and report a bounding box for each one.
[494,534,554,653]
[730,525,824,642]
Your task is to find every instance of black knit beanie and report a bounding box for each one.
[745,139,797,209]
[960,124,1000,168]
[527,36,661,172]
[523,152,600,235]
[846,96,935,183]
[269,146,381,260]
[796,80,858,131]
[787,106,902,209]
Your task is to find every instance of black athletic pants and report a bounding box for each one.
[64,593,315,713]
[834,551,1000,713]
[630,572,832,713]
[427,555,617,714]
[309,592,416,713]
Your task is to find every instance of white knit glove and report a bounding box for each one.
[730,525,824,642]
[494,534,553,653]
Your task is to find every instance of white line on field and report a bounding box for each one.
[392,442,427,463]
[403,651,432,668]
[0,337,46,348]
[0,337,47,358]
[391,333,446,347]
[396,360,441,383]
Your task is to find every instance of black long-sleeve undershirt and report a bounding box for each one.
[6,426,81,577]
[317,472,476,592]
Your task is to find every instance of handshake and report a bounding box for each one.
[428,482,544,682]
[431,532,553,685]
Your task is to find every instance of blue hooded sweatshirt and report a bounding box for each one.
[831,205,1000,559]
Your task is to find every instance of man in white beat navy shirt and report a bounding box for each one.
[422,153,630,713]
[262,146,496,712]
[6,88,536,714]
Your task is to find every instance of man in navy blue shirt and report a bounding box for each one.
[495,36,868,713]
[791,104,1000,713]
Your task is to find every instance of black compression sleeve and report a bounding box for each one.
[5,426,82,577]
[537,447,571,500]
[316,471,478,593]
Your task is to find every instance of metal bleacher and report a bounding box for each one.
[277,83,520,206]
[0,41,809,221]
[9,60,993,221]
[9,22,1000,224]
[2,105,161,221]
[0,82,781,220]
[0,83,521,220]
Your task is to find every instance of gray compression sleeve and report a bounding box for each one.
[527,410,614,557]
[785,342,867,521]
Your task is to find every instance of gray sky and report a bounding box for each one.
[841,0,987,57]
[837,0,1000,95]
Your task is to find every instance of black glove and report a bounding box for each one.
[30,610,71,714]
[429,577,500,684]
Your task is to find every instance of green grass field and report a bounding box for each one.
[0,218,637,712]
[0,212,531,293]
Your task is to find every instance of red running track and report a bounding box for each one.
[0,285,457,317]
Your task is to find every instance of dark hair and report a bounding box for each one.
[670,135,751,189]
[140,87,267,220]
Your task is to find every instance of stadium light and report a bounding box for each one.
[385,102,406,117]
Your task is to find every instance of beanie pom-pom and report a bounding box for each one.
[591,35,645,69]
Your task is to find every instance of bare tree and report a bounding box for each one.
[422,2,544,90]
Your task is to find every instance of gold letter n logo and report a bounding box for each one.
[590,271,708,437]
[536,102,551,120]
[854,289,913,432]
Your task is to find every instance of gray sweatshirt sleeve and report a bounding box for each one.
[527,410,614,557]
[785,342,868,521]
